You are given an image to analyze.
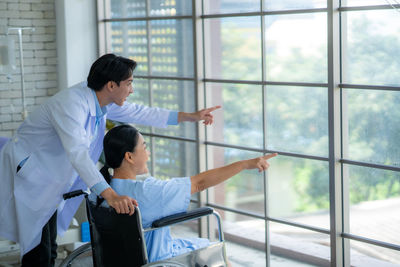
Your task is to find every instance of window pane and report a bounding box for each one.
[344,89,400,165]
[128,78,151,133]
[269,222,330,265]
[265,13,327,83]
[268,155,329,229]
[204,17,262,81]
[348,165,400,246]
[212,209,266,266]
[342,9,400,86]
[264,0,326,11]
[154,139,197,180]
[266,86,328,157]
[130,78,149,106]
[150,19,194,77]
[203,0,260,14]
[206,83,263,148]
[341,0,390,7]
[349,239,400,266]
[149,0,192,16]
[207,146,265,216]
[107,21,148,75]
[153,80,196,139]
[107,0,191,18]
[109,0,146,18]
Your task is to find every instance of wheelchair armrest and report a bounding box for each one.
[152,207,213,228]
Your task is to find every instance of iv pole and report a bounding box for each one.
[7,27,35,120]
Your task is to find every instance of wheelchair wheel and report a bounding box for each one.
[58,243,93,267]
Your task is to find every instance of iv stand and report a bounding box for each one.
[7,27,35,120]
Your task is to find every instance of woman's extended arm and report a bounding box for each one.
[190,153,277,194]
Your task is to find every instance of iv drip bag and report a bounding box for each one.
[0,36,16,75]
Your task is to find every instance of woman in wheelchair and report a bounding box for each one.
[94,124,277,262]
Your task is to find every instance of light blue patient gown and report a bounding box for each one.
[95,177,210,262]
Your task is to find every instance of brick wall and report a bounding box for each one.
[0,0,57,137]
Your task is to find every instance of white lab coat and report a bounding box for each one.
[0,82,171,255]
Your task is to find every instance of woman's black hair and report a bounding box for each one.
[87,54,137,91]
[97,124,140,206]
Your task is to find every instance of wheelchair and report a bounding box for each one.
[60,190,228,267]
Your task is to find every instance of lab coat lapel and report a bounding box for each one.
[85,86,97,117]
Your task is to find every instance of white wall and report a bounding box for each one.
[56,0,98,90]
[0,0,98,137]
[0,0,58,137]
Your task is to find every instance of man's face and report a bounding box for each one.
[111,77,133,106]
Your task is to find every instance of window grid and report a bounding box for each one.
[97,0,400,265]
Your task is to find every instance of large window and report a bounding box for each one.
[98,0,400,266]
[98,0,197,181]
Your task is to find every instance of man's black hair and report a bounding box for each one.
[87,54,137,91]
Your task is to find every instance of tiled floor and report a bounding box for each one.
[225,240,316,267]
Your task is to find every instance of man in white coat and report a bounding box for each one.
[0,54,220,266]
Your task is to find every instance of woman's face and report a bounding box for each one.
[131,133,150,175]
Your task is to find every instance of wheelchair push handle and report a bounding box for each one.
[63,189,88,200]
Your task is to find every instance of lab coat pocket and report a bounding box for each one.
[14,155,56,211]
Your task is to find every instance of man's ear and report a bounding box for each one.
[106,81,114,92]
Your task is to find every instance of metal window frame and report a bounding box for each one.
[96,1,400,266]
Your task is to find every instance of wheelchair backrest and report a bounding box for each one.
[85,198,147,267]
